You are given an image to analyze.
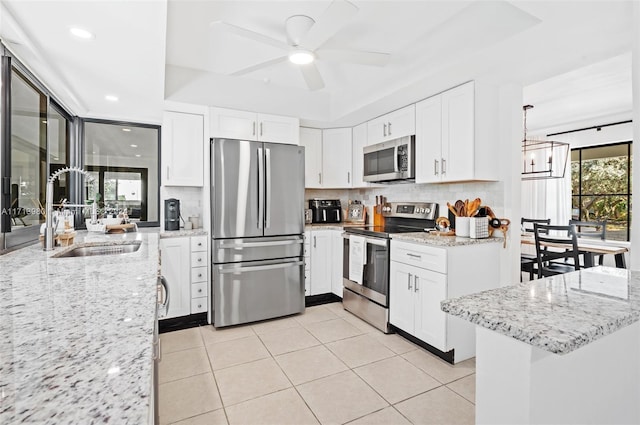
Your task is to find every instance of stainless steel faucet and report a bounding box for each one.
[44,166,94,250]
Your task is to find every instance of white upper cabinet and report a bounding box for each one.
[300,127,323,188]
[415,81,498,183]
[257,113,300,144]
[162,111,204,187]
[210,107,299,145]
[300,127,352,189]
[367,104,415,145]
[351,122,368,188]
[321,128,353,188]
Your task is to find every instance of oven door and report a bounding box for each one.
[343,233,389,306]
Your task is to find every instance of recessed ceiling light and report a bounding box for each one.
[69,27,94,39]
[105,95,118,102]
[130,144,138,148]
[122,128,131,132]
[92,151,97,154]
[135,154,141,158]
[288,49,315,65]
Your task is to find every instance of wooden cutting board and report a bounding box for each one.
[106,223,136,233]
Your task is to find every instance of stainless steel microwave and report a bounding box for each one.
[363,136,415,183]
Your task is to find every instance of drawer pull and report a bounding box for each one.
[198,288,202,293]
[406,253,422,259]
[197,242,202,246]
[198,304,202,308]
[198,273,202,278]
[197,258,202,262]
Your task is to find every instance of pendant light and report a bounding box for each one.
[521,105,570,180]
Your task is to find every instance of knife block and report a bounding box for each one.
[373,208,385,227]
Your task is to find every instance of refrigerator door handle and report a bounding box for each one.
[265,147,271,229]
[219,239,303,249]
[257,147,264,230]
[218,260,304,274]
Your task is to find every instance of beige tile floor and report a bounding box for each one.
[158,302,476,425]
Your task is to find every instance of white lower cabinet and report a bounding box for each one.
[307,228,343,296]
[331,231,344,297]
[160,235,209,319]
[160,237,191,318]
[309,230,332,295]
[390,239,499,362]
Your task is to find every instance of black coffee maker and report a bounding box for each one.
[164,198,180,231]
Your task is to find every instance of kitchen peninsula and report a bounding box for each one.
[442,267,640,424]
[0,231,159,424]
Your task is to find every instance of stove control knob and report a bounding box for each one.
[425,208,431,214]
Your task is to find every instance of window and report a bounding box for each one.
[571,142,632,241]
[83,120,159,224]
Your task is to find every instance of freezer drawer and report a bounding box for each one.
[213,235,303,263]
[213,257,305,327]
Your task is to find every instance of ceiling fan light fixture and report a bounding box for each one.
[288,49,315,65]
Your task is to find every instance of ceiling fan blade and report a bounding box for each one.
[231,56,288,76]
[316,49,390,66]
[300,0,358,51]
[211,21,289,51]
[300,63,325,91]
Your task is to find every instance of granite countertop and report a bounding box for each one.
[391,232,503,247]
[441,266,640,355]
[0,230,160,424]
[159,228,208,238]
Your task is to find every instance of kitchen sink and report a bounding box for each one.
[53,241,142,258]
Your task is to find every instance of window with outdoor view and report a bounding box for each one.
[571,142,632,241]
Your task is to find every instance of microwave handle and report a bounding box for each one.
[394,145,400,173]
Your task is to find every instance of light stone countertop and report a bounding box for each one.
[390,232,503,247]
[0,230,160,424]
[159,228,208,238]
[441,266,640,355]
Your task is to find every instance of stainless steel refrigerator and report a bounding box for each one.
[211,138,305,327]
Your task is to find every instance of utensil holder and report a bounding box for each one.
[455,217,470,237]
[469,217,489,239]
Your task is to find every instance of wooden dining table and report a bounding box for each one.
[521,234,628,268]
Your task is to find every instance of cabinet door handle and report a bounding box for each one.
[414,276,419,292]
[166,166,170,180]
[407,273,412,290]
[197,242,202,246]
[252,122,256,136]
[260,122,263,136]
[388,122,392,135]
[198,288,202,293]
[434,159,439,176]
[319,173,322,185]
[197,258,202,262]
[442,158,446,174]
[347,172,350,184]
[198,304,202,309]
[313,236,316,248]
[383,123,387,137]
[198,273,203,278]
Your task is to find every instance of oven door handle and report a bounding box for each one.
[343,233,388,247]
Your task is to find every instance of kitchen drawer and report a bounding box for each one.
[192,281,208,298]
[191,266,207,283]
[191,236,208,252]
[191,297,208,314]
[391,240,447,274]
[191,251,207,268]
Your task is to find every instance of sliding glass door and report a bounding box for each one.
[1,51,71,250]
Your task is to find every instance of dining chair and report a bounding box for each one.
[521,218,551,280]
[569,219,607,265]
[534,223,580,278]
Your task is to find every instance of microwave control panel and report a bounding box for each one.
[397,145,408,172]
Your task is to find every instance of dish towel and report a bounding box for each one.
[349,235,367,284]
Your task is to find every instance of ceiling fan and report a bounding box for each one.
[211,0,390,91]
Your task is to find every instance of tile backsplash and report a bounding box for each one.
[161,186,205,228]
[306,181,505,224]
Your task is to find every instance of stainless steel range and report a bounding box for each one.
[342,202,438,333]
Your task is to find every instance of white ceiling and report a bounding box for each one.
[0,0,635,132]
